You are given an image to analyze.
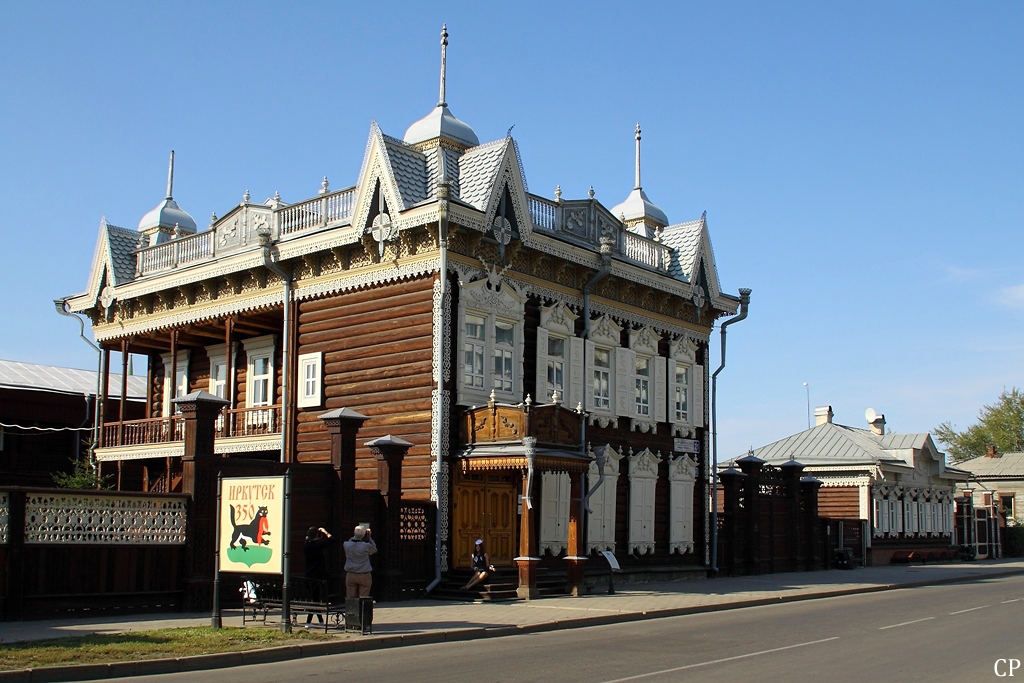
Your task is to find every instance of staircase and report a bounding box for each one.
[431,567,569,602]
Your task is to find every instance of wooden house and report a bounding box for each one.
[61,29,744,593]
[737,405,970,565]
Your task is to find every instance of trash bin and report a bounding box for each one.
[834,547,853,569]
[345,597,373,634]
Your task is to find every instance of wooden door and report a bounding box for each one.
[453,472,517,567]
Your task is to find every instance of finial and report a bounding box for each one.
[551,390,561,405]
[273,190,282,208]
[438,24,448,107]
[209,212,217,228]
[166,150,175,199]
[555,185,562,202]
[588,186,595,199]
[634,123,642,190]
[243,189,250,203]
[320,176,329,195]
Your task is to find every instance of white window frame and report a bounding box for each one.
[584,315,622,427]
[456,276,526,406]
[587,445,622,553]
[161,350,191,415]
[534,303,582,407]
[625,326,664,433]
[669,338,703,437]
[296,351,324,409]
[628,448,660,555]
[243,335,276,408]
[668,455,696,555]
[205,343,236,401]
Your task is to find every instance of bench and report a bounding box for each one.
[240,577,344,633]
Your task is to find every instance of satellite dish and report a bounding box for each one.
[865,408,877,423]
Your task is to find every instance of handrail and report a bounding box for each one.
[100,405,282,447]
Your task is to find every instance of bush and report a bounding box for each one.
[1004,526,1024,557]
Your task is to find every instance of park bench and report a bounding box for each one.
[240,576,344,633]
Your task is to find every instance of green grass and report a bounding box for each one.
[0,626,332,671]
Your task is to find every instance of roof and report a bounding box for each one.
[957,452,1024,478]
[0,360,146,400]
[742,421,938,470]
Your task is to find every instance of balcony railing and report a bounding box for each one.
[100,405,282,449]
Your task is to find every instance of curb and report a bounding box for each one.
[3,567,1022,682]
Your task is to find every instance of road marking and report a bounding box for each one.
[1001,599,1022,604]
[878,617,934,630]
[597,637,840,682]
[949,605,990,615]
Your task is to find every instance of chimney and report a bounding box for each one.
[814,405,833,426]
[865,408,886,436]
[987,444,1000,458]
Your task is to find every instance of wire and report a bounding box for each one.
[0,422,94,432]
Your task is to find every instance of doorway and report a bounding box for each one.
[452,471,517,567]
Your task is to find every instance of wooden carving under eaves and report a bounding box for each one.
[460,401,581,448]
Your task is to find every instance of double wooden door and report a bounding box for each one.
[453,472,518,567]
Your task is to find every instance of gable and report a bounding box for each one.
[351,122,422,233]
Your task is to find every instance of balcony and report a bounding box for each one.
[96,405,282,461]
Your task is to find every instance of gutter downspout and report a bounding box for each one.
[426,181,450,594]
[709,287,751,576]
[55,298,102,464]
[259,231,292,465]
[581,237,614,522]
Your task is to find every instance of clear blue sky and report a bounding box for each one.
[2,2,1022,462]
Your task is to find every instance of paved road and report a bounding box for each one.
[106,574,1024,683]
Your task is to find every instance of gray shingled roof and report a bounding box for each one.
[660,218,702,282]
[382,136,428,206]
[424,146,463,199]
[958,452,1024,477]
[0,359,146,399]
[457,140,508,210]
[106,223,139,286]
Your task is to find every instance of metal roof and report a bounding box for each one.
[0,359,146,400]
[957,452,1024,478]
[742,422,937,468]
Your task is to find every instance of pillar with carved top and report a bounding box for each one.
[318,407,370,534]
[174,390,229,611]
[564,470,587,596]
[366,434,412,601]
[515,436,541,599]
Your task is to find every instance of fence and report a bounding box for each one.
[0,488,189,620]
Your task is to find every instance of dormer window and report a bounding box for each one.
[457,275,526,406]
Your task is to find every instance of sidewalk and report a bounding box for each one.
[3,559,1023,680]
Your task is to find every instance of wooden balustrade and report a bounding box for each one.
[101,405,281,447]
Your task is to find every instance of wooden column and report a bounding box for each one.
[367,435,412,602]
[719,466,746,575]
[781,459,805,573]
[516,437,541,600]
[99,347,110,447]
[318,407,369,538]
[564,470,587,596]
[175,390,229,611]
[736,453,765,575]
[801,476,823,570]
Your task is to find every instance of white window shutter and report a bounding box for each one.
[615,347,634,417]
[535,327,549,403]
[692,364,704,428]
[584,339,595,411]
[539,472,569,555]
[568,336,584,412]
[654,355,667,423]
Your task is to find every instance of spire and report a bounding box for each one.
[634,124,642,190]
[166,150,175,200]
[438,24,448,107]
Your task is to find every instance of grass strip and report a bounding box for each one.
[0,626,332,670]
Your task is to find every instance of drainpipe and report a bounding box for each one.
[258,229,292,465]
[709,287,751,576]
[426,182,450,594]
[55,298,103,462]
[581,237,614,509]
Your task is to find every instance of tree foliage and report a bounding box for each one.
[934,388,1024,462]
[52,458,112,490]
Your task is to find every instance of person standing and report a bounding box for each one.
[303,526,335,627]
[343,525,377,598]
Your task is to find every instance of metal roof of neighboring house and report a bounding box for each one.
[957,452,1024,478]
[0,360,146,400]
[741,421,935,469]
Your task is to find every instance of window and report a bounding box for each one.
[456,276,526,405]
[635,356,650,417]
[593,348,612,410]
[205,343,235,401]
[296,351,323,408]
[1000,494,1015,519]
[242,335,276,408]
[160,350,190,415]
[534,303,582,407]
[674,365,689,423]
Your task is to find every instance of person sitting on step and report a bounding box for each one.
[461,539,495,590]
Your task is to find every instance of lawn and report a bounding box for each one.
[0,626,332,671]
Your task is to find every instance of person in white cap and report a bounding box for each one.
[343,525,377,597]
[461,539,494,590]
